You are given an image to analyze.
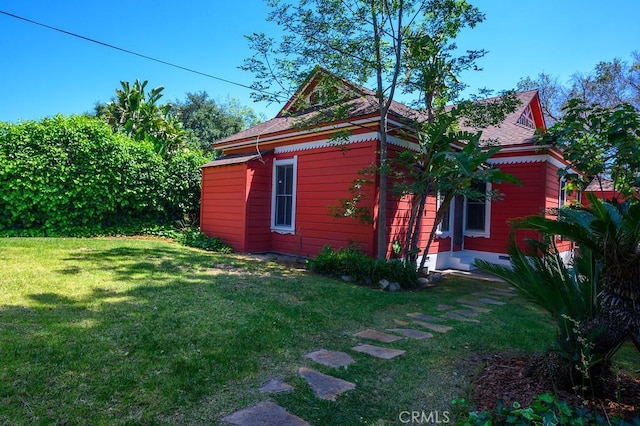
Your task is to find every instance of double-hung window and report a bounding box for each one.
[272,157,297,233]
[464,181,491,237]
[559,177,567,208]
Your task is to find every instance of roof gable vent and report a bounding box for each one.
[517,104,536,129]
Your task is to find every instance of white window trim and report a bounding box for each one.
[559,177,567,208]
[436,192,453,238]
[271,156,298,234]
[463,183,491,238]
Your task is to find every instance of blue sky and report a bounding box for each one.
[1,1,639,123]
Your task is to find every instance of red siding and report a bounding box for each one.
[272,142,377,257]
[245,159,273,253]
[201,164,248,251]
[464,161,547,254]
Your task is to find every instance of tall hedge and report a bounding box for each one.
[0,115,205,235]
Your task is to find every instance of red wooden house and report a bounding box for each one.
[200,70,574,270]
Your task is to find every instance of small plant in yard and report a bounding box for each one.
[175,228,233,253]
[452,393,632,425]
[309,245,418,288]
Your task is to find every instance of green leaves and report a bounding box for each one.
[96,79,188,156]
[540,99,640,198]
[0,115,206,236]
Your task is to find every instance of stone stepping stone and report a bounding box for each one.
[222,400,309,425]
[407,312,442,322]
[437,304,455,311]
[457,298,484,307]
[386,328,434,339]
[459,303,492,313]
[297,367,356,401]
[351,344,406,359]
[488,290,517,298]
[462,305,492,313]
[394,319,409,326]
[259,378,294,394]
[479,297,506,306]
[353,329,403,343]
[412,320,453,333]
[453,309,479,317]
[304,349,355,368]
[442,312,480,323]
[472,292,499,299]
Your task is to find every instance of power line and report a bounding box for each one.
[0,9,279,98]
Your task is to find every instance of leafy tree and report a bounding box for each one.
[171,92,263,155]
[391,100,520,268]
[96,79,187,156]
[517,73,567,123]
[539,99,640,199]
[518,51,640,122]
[243,0,514,261]
[568,55,640,111]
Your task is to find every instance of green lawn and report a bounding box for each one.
[0,237,632,425]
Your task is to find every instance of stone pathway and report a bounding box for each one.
[353,329,404,343]
[221,400,310,426]
[304,349,355,368]
[297,367,356,401]
[221,280,517,425]
[352,344,406,359]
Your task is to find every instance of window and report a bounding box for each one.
[464,181,491,237]
[436,192,452,236]
[559,177,567,207]
[272,157,297,233]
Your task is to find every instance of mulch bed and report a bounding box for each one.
[471,354,640,421]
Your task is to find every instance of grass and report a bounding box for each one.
[0,237,635,425]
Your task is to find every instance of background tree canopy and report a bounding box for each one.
[170,92,263,156]
[517,51,640,123]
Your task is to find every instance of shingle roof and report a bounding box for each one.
[201,151,272,168]
[213,72,541,149]
[459,90,540,146]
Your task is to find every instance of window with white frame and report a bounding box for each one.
[272,157,297,233]
[559,177,567,208]
[464,181,491,237]
[436,192,452,236]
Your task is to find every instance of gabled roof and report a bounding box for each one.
[459,90,545,146]
[214,68,545,150]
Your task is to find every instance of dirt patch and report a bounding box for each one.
[471,354,640,420]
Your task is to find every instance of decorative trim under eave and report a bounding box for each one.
[274,132,421,153]
[487,154,547,165]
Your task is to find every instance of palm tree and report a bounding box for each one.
[476,192,640,391]
[97,80,186,156]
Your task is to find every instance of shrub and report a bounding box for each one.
[176,228,233,253]
[0,115,207,236]
[452,393,635,425]
[309,246,417,288]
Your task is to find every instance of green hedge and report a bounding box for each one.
[0,115,205,236]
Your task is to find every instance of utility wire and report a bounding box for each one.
[0,9,279,98]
